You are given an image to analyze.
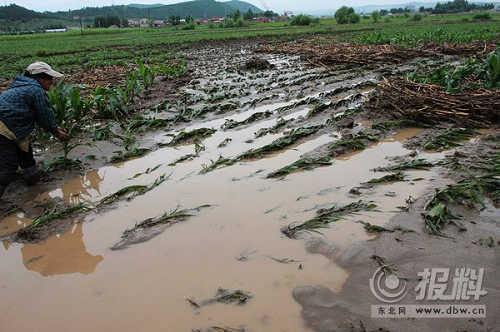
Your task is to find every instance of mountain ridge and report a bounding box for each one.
[0,0,263,21]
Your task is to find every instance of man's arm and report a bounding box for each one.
[31,87,59,136]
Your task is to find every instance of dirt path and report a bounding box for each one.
[0,38,498,332]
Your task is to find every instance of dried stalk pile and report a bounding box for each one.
[66,64,133,89]
[421,41,497,56]
[258,38,431,67]
[365,77,500,127]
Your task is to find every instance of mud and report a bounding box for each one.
[0,36,498,332]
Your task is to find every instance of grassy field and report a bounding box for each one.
[0,12,498,78]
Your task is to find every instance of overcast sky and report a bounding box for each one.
[3,0,440,13]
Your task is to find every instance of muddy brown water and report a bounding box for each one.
[0,50,452,331]
[1,126,446,332]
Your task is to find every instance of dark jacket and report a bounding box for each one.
[0,76,58,140]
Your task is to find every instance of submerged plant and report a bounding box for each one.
[236,125,323,160]
[187,288,252,309]
[169,128,216,146]
[372,119,429,131]
[282,200,377,238]
[168,154,197,166]
[200,156,235,174]
[111,205,212,250]
[367,172,406,184]
[423,174,499,236]
[110,148,150,163]
[267,156,332,178]
[357,221,394,233]
[373,159,433,172]
[254,117,292,138]
[31,203,90,227]
[98,174,169,206]
[423,128,477,151]
[221,111,273,130]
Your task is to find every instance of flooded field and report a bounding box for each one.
[1,40,498,332]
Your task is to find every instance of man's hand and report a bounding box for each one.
[55,128,70,141]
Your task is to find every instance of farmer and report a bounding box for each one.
[0,62,69,199]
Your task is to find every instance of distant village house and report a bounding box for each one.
[45,28,67,33]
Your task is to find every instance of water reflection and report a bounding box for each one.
[21,223,103,277]
[61,170,104,203]
[0,215,32,237]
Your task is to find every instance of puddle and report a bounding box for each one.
[0,50,444,332]
[0,126,442,332]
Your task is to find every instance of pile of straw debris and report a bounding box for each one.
[258,38,431,67]
[364,77,500,127]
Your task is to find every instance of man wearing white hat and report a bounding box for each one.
[0,62,69,199]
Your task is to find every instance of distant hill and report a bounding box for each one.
[0,0,264,30]
[304,1,498,15]
[56,0,262,20]
[128,3,165,9]
[225,0,263,13]
[0,4,46,20]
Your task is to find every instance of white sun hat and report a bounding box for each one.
[26,62,64,78]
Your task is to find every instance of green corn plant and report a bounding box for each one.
[91,86,129,121]
[484,47,499,89]
[125,69,144,100]
[157,58,187,78]
[47,82,90,163]
[136,60,155,89]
